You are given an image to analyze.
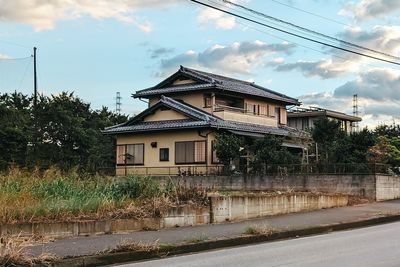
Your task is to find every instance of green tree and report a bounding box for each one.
[0,92,32,169]
[214,133,244,167]
[250,135,300,173]
[312,117,344,163]
[368,136,400,166]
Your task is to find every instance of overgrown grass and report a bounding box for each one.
[243,224,279,236]
[185,233,209,244]
[0,236,60,266]
[0,167,206,224]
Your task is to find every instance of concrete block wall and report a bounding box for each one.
[210,193,349,223]
[164,174,377,199]
[376,175,400,201]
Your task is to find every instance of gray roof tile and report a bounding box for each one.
[134,66,300,105]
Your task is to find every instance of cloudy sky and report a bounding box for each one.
[0,0,399,127]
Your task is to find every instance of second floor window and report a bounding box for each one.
[204,95,212,107]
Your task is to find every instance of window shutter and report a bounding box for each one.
[175,142,186,163]
[269,105,275,117]
[280,108,287,125]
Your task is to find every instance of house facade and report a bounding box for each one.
[104,66,306,176]
[287,107,362,134]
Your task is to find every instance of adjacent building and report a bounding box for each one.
[103,66,307,176]
[287,107,362,134]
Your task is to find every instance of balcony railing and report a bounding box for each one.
[213,104,277,126]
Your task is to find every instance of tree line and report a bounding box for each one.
[0,91,127,173]
[214,117,400,173]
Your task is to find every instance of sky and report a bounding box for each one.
[0,0,400,128]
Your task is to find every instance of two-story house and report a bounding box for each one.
[103,66,306,176]
[287,107,362,134]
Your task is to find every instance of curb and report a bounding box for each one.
[37,214,400,267]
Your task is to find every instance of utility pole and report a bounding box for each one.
[33,47,38,107]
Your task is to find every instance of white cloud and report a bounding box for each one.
[297,67,400,127]
[197,8,236,30]
[158,40,295,76]
[339,0,400,21]
[274,25,400,79]
[0,54,10,59]
[0,0,181,32]
[334,67,400,101]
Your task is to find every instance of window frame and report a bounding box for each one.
[116,143,145,166]
[175,140,207,165]
[159,148,170,162]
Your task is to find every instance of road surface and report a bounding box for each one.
[121,221,400,267]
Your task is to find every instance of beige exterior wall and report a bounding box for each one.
[149,97,159,107]
[143,109,188,122]
[172,79,196,86]
[116,130,218,176]
[214,109,277,126]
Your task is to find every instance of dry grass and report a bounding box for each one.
[104,239,161,254]
[0,236,60,267]
[0,237,32,267]
[185,233,209,244]
[0,167,207,224]
[244,224,280,236]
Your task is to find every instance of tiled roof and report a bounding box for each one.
[103,96,305,137]
[103,119,210,134]
[134,66,300,105]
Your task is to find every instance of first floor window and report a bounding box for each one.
[175,141,206,164]
[160,148,169,161]
[116,144,144,165]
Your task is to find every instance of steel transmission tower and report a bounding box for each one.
[115,92,122,114]
[353,94,359,132]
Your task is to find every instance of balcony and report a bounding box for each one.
[213,104,277,127]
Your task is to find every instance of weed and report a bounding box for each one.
[244,224,279,236]
[105,239,160,253]
[185,233,209,244]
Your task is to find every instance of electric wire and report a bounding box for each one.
[268,0,352,28]
[221,0,400,61]
[189,0,400,65]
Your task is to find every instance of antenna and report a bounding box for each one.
[353,94,359,132]
[115,92,122,114]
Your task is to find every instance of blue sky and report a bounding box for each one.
[1,0,400,127]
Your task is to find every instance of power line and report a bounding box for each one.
[0,39,31,49]
[209,0,386,71]
[0,56,32,61]
[268,0,351,28]
[222,0,400,61]
[189,0,400,66]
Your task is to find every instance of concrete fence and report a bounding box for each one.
[161,174,400,201]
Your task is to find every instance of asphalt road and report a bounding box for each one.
[121,221,400,267]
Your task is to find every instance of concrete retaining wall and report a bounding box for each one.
[0,193,347,239]
[210,193,349,223]
[376,175,400,201]
[0,206,208,239]
[163,174,377,198]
